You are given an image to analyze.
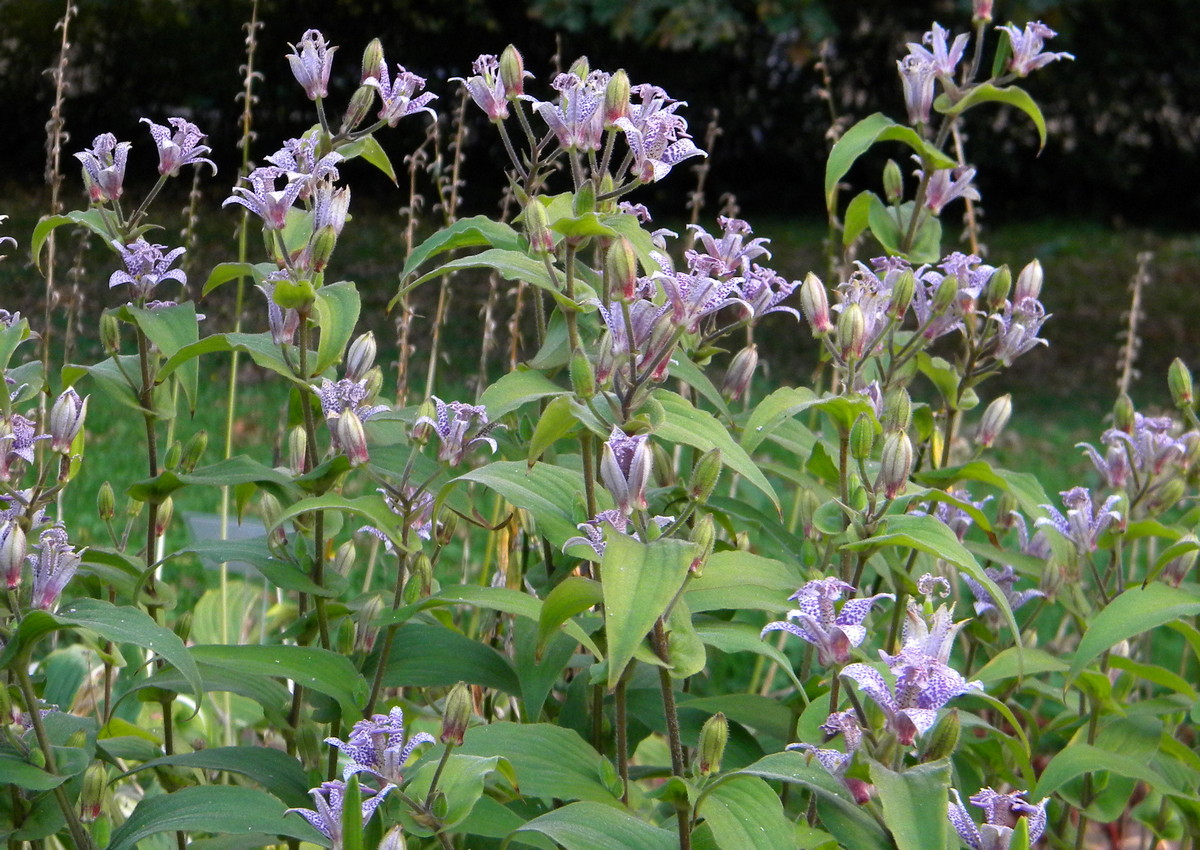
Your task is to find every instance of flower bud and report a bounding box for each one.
[1,521,27,590]
[155,496,174,538]
[333,413,370,467]
[604,69,631,126]
[126,494,145,520]
[797,489,821,538]
[722,346,758,403]
[932,274,958,313]
[601,430,653,514]
[337,617,357,656]
[346,332,377,382]
[362,366,384,403]
[180,430,207,474]
[361,39,385,83]
[379,826,408,850]
[889,269,915,321]
[355,595,384,653]
[800,272,833,336]
[288,426,309,475]
[101,313,120,355]
[573,182,596,216]
[597,173,617,214]
[97,481,116,521]
[523,199,553,255]
[1170,358,1194,410]
[500,45,527,98]
[883,159,904,204]
[984,264,1012,312]
[260,492,283,537]
[435,505,458,547]
[1162,534,1199,586]
[882,388,912,432]
[849,414,876,461]
[607,237,638,301]
[1147,478,1186,516]
[568,56,590,80]
[688,448,722,504]
[334,540,357,576]
[697,712,728,776]
[174,612,192,644]
[570,348,595,398]
[920,708,961,762]
[877,430,913,499]
[977,394,1012,448]
[689,514,715,576]
[972,0,993,24]
[1113,393,1136,434]
[341,85,377,135]
[79,763,108,823]
[1013,259,1043,303]
[406,553,434,602]
[49,388,88,453]
[441,682,472,745]
[309,225,338,274]
[164,440,183,470]
[836,302,866,361]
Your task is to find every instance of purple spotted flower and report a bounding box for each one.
[74,134,131,203]
[761,578,894,666]
[1097,413,1189,478]
[593,298,672,385]
[881,575,968,667]
[223,166,305,231]
[841,655,981,746]
[685,217,772,279]
[989,297,1049,366]
[452,54,512,121]
[997,22,1074,77]
[615,112,705,184]
[287,780,392,845]
[0,414,48,480]
[141,117,216,177]
[535,70,609,151]
[949,787,1047,849]
[563,509,673,559]
[364,63,438,127]
[898,53,937,125]
[29,525,81,611]
[325,706,434,784]
[963,565,1044,619]
[287,29,336,100]
[920,165,981,215]
[600,427,653,515]
[257,274,301,346]
[359,486,436,550]
[1035,486,1122,556]
[907,23,970,81]
[787,710,871,804]
[416,397,504,466]
[109,239,186,300]
[738,266,800,323]
[316,378,388,423]
[265,137,342,200]
[656,270,750,335]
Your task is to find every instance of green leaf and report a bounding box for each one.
[0,753,66,791]
[528,394,581,463]
[398,216,523,284]
[380,622,520,694]
[842,190,875,246]
[479,367,568,419]
[870,759,950,850]
[178,539,336,598]
[825,113,956,209]
[670,354,732,418]
[201,261,274,296]
[105,786,324,850]
[601,531,696,688]
[119,747,311,807]
[313,281,361,374]
[974,646,1067,686]
[122,302,201,409]
[451,461,586,547]
[693,620,803,692]
[32,210,113,273]
[421,584,599,656]
[132,661,291,725]
[505,801,675,850]
[695,775,795,849]
[654,389,779,511]
[1067,583,1200,684]
[273,494,412,553]
[63,355,174,418]
[1034,742,1192,801]
[189,644,367,720]
[538,576,604,658]
[392,248,594,313]
[456,722,620,804]
[339,132,396,182]
[678,693,794,744]
[685,550,801,614]
[935,83,1047,150]
[401,753,513,836]
[551,211,619,239]
[128,455,294,503]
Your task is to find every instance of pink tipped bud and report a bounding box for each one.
[889,269,915,321]
[698,712,728,776]
[849,414,876,461]
[288,426,308,475]
[883,388,912,432]
[341,85,377,134]
[1170,358,1194,409]
[1114,393,1136,434]
[361,39,385,84]
[836,302,866,361]
[499,45,527,98]
[977,394,1012,448]
[155,496,174,538]
[800,272,833,335]
[524,199,553,255]
[972,0,993,24]
[607,237,639,301]
[883,159,904,204]
[932,274,958,313]
[441,682,472,745]
[984,264,1012,312]
[722,345,758,402]
[50,388,87,454]
[1013,259,1043,303]
[346,332,377,382]
[688,448,722,504]
[604,70,631,126]
[333,413,370,467]
[877,430,913,499]
[1,521,27,590]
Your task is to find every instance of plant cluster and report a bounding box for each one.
[2,4,1198,850]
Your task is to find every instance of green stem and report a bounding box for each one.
[615,673,629,805]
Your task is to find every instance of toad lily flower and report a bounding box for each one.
[563,510,673,559]
[265,137,342,199]
[997,22,1074,77]
[907,23,970,81]
[141,117,217,177]
[599,427,653,514]
[535,70,609,151]
[962,565,1044,619]
[287,780,393,845]
[223,166,305,231]
[452,54,513,121]
[948,787,1048,850]
[761,578,893,666]
[615,114,705,184]
[416,397,504,466]
[841,655,981,747]
[325,706,435,784]
[1035,486,1122,556]
[684,216,771,279]
[364,62,438,127]
[29,525,82,611]
[75,133,131,203]
[109,239,187,300]
[786,710,870,804]
[315,378,388,423]
[287,29,336,100]
[919,165,981,215]
[897,54,937,125]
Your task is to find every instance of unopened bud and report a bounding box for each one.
[883,159,904,204]
[126,495,145,520]
[333,414,370,466]
[379,825,408,850]
[100,313,120,355]
[689,514,715,575]
[573,182,596,216]
[97,481,116,521]
[932,274,958,313]
[1013,259,1043,303]
[49,388,88,454]
[849,414,876,461]
[174,612,192,644]
[1,521,27,590]
[341,85,377,135]
[568,56,590,80]
[260,492,283,533]
[1162,534,1199,586]
[984,264,1012,312]
[346,332,377,382]
[362,365,384,402]
[1147,478,1186,516]
[597,173,617,213]
[836,302,866,361]
[1114,393,1136,434]
[309,225,338,273]
[800,272,833,336]
[797,489,821,538]
[877,430,913,499]
[972,0,994,24]
[361,39,385,83]
[406,553,433,602]
[570,348,596,398]
[698,712,728,776]
[500,45,527,98]
[977,394,1012,448]
[334,540,356,576]
[337,617,357,656]
[688,448,722,504]
[921,708,961,762]
[164,440,183,470]
[289,426,309,474]
[435,506,458,547]
[441,682,472,745]
[722,346,758,402]
[1170,358,1194,410]
[155,496,174,538]
[355,595,384,653]
[607,237,638,301]
[882,388,912,432]
[604,70,631,126]
[79,763,108,823]
[180,430,207,473]
[889,269,915,321]
[523,200,553,255]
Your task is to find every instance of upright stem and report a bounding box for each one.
[615,674,629,805]
[651,620,690,850]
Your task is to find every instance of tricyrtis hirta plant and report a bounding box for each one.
[3,7,1198,850]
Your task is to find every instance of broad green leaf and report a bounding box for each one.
[693,620,804,692]
[685,550,801,614]
[538,576,603,657]
[825,113,956,208]
[105,786,323,850]
[974,646,1067,686]
[842,190,875,246]
[128,455,294,503]
[201,260,274,295]
[918,352,978,412]
[679,693,794,743]
[119,747,311,807]
[1109,655,1200,700]
[274,494,411,553]
[871,759,951,850]
[190,644,367,719]
[380,622,521,695]
[914,460,1050,520]
[707,495,810,559]
[339,132,396,182]
[157,332,309,389]
[868,197,942,263]
[421,584,599,656]
[695,775,795,849]
[452,461,585,547]
[401,753,513,836]
[935,83,1047,150]
[740,386,818,453]
[1067,583,1200,684]
[456,722,620,804]
[505,801,675,850]
[63,355,174,419]
[671,354,732,418]
[601,531,696,688]
[131,660,291,725]
[123,302,201,410]
[664,598,706,679]
[398,215,523,283]
[178,538,337,598]
[1144,536,1200,586]
[528,394,581,463]
[0,753,65,791]
[551,211,619,239]
[1034,742,1192,801]
[654,389,779,511]
[313,280,361,374]
[392,248,595,312]
[32,210,113,272]
[479,367,568,419]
